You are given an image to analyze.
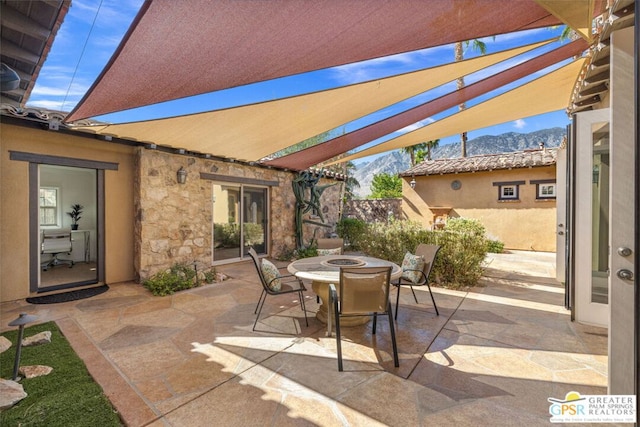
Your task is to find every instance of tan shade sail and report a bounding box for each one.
[329,58,586,165]
[65,0,561,122]
[535,0,598,41]
[264,39,588,170]
[70,40,551,162]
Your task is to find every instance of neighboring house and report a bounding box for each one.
[400,148,558,251]
[0,109,343,302]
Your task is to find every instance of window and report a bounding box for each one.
[39,187,60,226]
[530,179,557,200]
[501,185,517,199]
[493,181,524,201]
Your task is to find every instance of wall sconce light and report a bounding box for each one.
[177,167,187,184]
[592,164,599,184]
[409,176,416,189]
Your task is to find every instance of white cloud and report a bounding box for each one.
[514,119,526,129]
[395,118,435,134]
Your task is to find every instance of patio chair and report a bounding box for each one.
[393,244,440,319]
[316,238,344,255]
[328,266,399,371]
[248,247,308,331]
[314,238,344,303]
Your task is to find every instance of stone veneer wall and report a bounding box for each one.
[344,198,402,223]
[134,148,343,280]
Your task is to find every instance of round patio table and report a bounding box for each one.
[288,254,402,327]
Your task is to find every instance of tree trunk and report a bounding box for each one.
[454,42,467,157]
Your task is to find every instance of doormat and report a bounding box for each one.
[26,285,109,304]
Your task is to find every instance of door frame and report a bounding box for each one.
[572,108,610,327]
[608,24,636,395]
[9,151,115,293]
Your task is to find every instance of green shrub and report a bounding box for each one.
[358,219,430,264]
[486,239,505,253]
[336,217,367,250]
[143,262,198,296]
[358,219,488,289]
[203,268,217,283]
[444,217,486,236]
[295,246,318,259]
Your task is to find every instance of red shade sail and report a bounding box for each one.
[65,0,560,122]
[264,39,588,170]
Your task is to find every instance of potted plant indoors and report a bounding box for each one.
[67,204,83,230]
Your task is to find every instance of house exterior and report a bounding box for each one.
[1,0,637,398]
[0,110,343,303]
[400,148,558,252]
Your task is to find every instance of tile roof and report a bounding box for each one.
[400,148,558,177]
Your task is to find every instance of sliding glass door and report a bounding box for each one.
[38,164,98,289]
[213,183,267,262]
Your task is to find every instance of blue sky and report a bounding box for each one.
[27,0,572,163]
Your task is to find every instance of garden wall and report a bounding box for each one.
[344,198,402,223]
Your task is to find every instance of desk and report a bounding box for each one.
[71,230,90,263]
[288,255,401,326]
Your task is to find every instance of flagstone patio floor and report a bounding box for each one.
[1,251,611,426]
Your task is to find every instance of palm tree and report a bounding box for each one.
[401,142,427,167]
[455,39,488,157]
[424,139,439,161]
[416,139,440,164]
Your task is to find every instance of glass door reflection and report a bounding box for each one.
[591,122,609,304]
[213,184,241,261]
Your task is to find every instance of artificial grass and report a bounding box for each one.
[1,322,122,427]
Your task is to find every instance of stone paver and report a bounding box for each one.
[0,252,609,426]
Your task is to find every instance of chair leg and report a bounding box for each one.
[253,293,268,331]
[387,303,399,367]
[409,285,419,303]
[395,283,401,320]
[299,290,309,326]
[372,313,377,334]
[254,290,266,314]
[334,300,343,371]
[426,283,439,316]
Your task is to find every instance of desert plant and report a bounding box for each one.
[444,217,486,236]
[143,262,198,296]
[336,217,367,250]
[295,246,318,259]
[357,219,488,289]
[486,239,505,253]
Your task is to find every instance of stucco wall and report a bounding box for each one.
[0,121,343,302]
[0,123,136,302]
[402,166,557,251]
[136,149,343,279]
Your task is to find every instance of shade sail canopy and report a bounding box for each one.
[329,58,586,165]
[264,39,588,170]
[65,0,562,122]
[70,40,552,162]
[535,0,598,41]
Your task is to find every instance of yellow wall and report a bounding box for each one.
[0,123,136,302]
[402,166,557,251]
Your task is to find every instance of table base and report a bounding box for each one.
[311,280,370,327]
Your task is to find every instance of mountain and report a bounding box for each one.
[351,127,566,198]
[352,151,410,198]
[430,127,566,159]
